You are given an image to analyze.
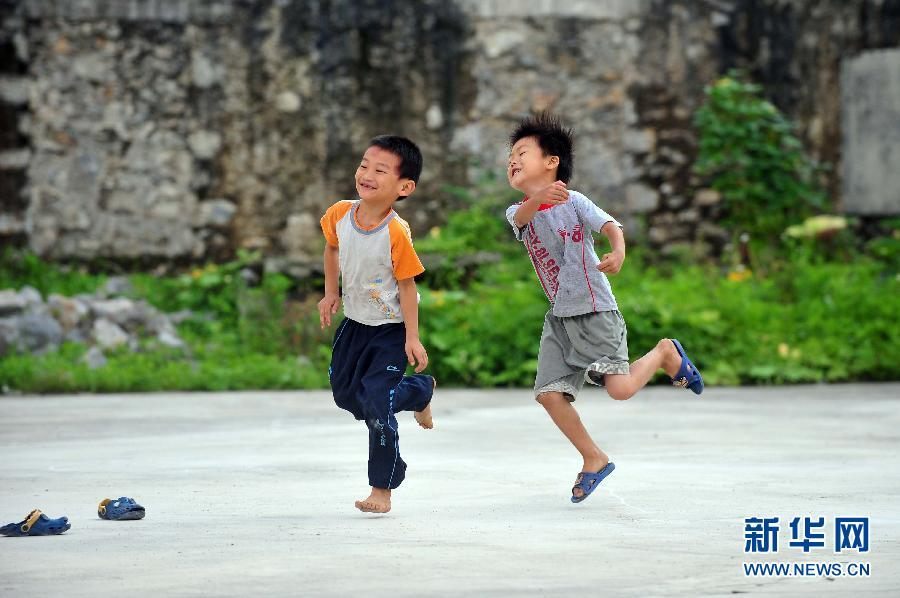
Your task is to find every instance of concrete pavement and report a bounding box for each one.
[1,384,899,597]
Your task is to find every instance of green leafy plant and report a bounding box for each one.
[694,72,827,240]
[416,177,523,289]
[0,249,106,297]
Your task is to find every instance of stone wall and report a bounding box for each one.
[1,0,898,271]
[0,0,28,245]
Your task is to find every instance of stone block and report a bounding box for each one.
[196,199,237,228]
[623,128,656,154]
[0,76,29,105]
[841,49,900,215]
[626,183,659,213]
[695,189,721,206]
[188,130,222,160]
[19,311,64,353]
[0,290,26,316]
[0,149,31,170]
[92,317,129,349]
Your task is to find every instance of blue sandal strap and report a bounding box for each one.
[670,339,704,395]
[571,462,616,503]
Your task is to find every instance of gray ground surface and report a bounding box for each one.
[1,384,899,597]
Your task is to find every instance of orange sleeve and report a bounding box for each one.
[319,201,353,247]
[388,218,425,280]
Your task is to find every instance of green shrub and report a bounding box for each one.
[0,249,105,297]
[421,245,899,387]
[694,72,827,240]
[420,278,547,387]
[416,177,523,288]
[0,341,329,393]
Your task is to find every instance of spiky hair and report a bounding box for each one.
[509,111,575,183]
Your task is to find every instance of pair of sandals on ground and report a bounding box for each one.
[571,339,703,504]
[1,497,145,537]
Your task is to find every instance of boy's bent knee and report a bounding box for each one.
[608,390,633,401]
[605,382,634,401]
[536,391,570,407]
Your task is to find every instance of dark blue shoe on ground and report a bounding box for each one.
[0,509,70,536]
[98,497,145,520]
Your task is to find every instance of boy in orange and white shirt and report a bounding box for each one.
[318,135,434,515]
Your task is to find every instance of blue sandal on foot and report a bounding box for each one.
[0,509,70,536]
[98,497,145,520]
[571,462,616,503]
[670,339,704,395]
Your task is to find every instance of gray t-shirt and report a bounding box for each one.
[506,189,622,317]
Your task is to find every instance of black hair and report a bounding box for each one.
[509,112,575,184]
[368,134,423,184]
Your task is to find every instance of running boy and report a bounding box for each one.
[318,135,435,514]
[504,112,704,503]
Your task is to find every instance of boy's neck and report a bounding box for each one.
[356,198,394,227]
[522,176,558,199]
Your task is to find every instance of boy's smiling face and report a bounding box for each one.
[508,136,560,193]
[355,146,415,204]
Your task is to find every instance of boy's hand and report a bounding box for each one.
[405,337,429,373]
[318,292,340,328]
[531,181,569,206]
[598,250,625,275]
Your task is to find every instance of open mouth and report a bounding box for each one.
[358,181,377,191]
[510,168,522,178]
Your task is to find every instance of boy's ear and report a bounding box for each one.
[398,179,416,198]
[545,155,560,170]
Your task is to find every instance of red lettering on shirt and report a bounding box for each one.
[572,224,584,243]
[524,227,560,300]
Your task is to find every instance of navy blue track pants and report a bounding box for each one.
[329,318,433,490]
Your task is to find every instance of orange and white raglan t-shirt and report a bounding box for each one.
[320,200,425,326]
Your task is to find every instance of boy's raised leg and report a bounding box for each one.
[603,338,682,401]
[412,376,436,429]
[391,373,435,429]
[537,391,610,499]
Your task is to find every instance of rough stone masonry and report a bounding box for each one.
[0,0,898,273]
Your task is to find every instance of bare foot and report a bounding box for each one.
[414,376,436,429]
[660,338,683,377]
[355,487,391,513]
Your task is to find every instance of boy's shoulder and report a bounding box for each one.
[320,200,357,247]
[567,189,593,203]
[324,199,356,216]
[388,212,416,244]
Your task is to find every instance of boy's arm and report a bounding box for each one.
[398,277,428,372]
[511,181,569,229]
[598,221,626,275]
[512,196,544,229]
[317,244,340,328]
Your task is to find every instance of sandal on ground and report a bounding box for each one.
[0,509,70,536]
[571,462,616,503]
[98,497,145,521]
[670,339,704,395]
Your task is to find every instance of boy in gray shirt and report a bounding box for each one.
[505,112,704,503]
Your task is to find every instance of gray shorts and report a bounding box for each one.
[534,310,630,401]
